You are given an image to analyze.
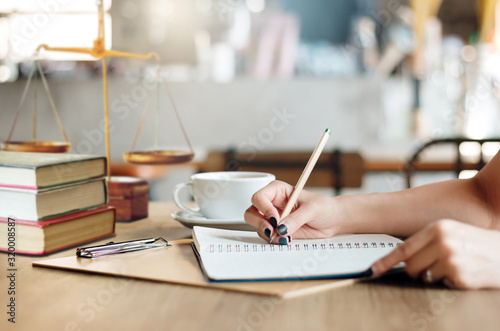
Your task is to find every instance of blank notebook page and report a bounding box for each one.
[192,226,403,281]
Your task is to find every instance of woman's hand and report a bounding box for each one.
[244,181,349,244]
[371,219,500,289]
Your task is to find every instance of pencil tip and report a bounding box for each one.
[325,128,331,134]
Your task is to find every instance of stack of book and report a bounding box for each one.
[0,151,115,255]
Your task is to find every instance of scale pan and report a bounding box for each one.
[123,150,194,165]
[1,141,71,153]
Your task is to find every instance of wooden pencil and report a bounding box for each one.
[269,128,331,243]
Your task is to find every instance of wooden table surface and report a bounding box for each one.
[2,202,500,331]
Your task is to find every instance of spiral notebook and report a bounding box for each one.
[192,226,404,282]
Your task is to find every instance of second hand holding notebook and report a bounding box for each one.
[192,226,403,282]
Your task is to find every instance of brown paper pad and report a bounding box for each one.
[33,243,357,298]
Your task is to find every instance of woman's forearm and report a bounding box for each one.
[338,177,495,237]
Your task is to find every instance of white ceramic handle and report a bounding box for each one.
[172,182,204,217]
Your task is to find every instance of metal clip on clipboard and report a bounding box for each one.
[76,237,171,258]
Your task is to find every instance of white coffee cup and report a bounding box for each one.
[172,171,275,219]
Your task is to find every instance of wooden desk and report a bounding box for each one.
[2,202,499,331]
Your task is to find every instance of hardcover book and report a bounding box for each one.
[0,206,115,255]
[0,151,106,189]
[0,178,108,221]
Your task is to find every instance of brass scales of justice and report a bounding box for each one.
[1,0,195,175]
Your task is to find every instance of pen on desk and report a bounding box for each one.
[269,128,331,244]
[76,237,170,258]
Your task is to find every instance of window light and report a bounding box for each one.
[0,0,111,13]
[2,0,112,62]
[9,13,112,61]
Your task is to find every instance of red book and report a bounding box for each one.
[0,206,115,255]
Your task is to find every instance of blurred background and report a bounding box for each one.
[1,0,500,200]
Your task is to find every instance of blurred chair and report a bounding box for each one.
[404,137,500,188]
[200,149,364,195]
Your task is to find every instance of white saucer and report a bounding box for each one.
[171,211,254,231]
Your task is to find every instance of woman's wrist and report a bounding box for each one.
[328,194,364,235]
[331,193,390,235]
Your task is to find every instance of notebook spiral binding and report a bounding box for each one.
[208,242,400,253]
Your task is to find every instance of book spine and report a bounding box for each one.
[207,241,401,253]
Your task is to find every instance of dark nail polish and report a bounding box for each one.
[277,224,288,235]
[269,217,277,229]
[278,237,288,245]
[264,228,271,238]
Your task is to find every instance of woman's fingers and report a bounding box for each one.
[244,206,293,244]
[274,202,316,237]
[371,221,443,276]
[249,181,293,221]
[270,235,292,245]
[245,181,294,239]
[421,260,450,284]
[244,206,274,241]
[403,241,444,279]
[371,219,477,286]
